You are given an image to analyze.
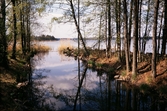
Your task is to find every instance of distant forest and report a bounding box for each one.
[33,35,60,41]
[34,35,155,41]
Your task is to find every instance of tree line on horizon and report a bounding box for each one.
[33,35,60,41]
[0,0,167,79]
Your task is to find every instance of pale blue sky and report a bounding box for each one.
[35,12,76,38]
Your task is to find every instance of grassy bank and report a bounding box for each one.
[59,45,167,88]
[0,43,51,111]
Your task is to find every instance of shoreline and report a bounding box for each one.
[0,45,167,110]
[62,47,167,88]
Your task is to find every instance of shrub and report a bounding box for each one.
[121,70,126,77]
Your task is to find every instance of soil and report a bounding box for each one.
[0,59,29,111]
[97,54,167,87]
[101,55,167,87]
[64,48,167,87]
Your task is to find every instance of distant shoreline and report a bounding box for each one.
[33,35,160,41]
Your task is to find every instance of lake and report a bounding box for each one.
[31,40,167,110]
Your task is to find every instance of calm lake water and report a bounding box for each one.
[31,40,167,110]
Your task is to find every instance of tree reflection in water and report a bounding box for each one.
[52,63,167,110]
[30,52,167,111]
[21,52,55,110]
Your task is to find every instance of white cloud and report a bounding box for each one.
[34,12,77,38]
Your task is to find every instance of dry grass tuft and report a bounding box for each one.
[58,39,74,54]
[8,43,51,54]
[31,43,51,52]
[7,43,22,52]
[0,72,16,84]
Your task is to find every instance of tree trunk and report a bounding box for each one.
[105,1,108,57]
[128,0,133,68]
[123,0,130,73]
[157,6,164,55]
[98,14,102,50]
[152,0,159,78]
[0,0,8,68]
[132,0,139,76]
[22,15,26,54]
[26,1,31,52]
[11,0,17,59]
[128,0,133,47]
[138,0,142,62]
[142,0,150,53]
[161,0,167,55]
[19,0,26,55]
[115,0,121,61]
[69,0,89,56]
[107,0,111,57]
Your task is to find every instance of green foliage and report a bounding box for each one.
[146,75,153,84]
[108,68,115,73]
[33,35,59,41]
[88,60,94,65]
[121,70,126,77]
[95,62,102,67]
[158,85,167,94]
[132,74,137,80]
[139,84,150,94]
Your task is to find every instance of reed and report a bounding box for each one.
[7,43,22,52]
[58,39,74,54]
[31,43,51,53]
[8,42,51,53]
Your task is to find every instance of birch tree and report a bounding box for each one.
[161,0,167,55]
[132,0,139,77]
[115,0,121,60]
[123,0,130,73]
[69,0,89,56]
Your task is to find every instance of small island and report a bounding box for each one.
[33,35,60,41]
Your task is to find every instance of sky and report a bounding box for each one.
[32,1,100,39]
[33,1,156,39]
[34,12,77,38]
[33,1,93,39]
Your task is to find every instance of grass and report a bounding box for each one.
[146,75,153,84]
[121,70,127,77]
[108,68,115,73]
[31,43,51,53]
[7,42,51,58]
[88,60,94,64]
[132,74,137,81]
[87,60,94,67]
[139,84,150,94]
[58,39,74,54]
[95,62,102,68]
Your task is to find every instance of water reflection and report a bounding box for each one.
[73,60,87,111]
[30,41,167,111]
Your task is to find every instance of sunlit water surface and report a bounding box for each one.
[31,40,167,110]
